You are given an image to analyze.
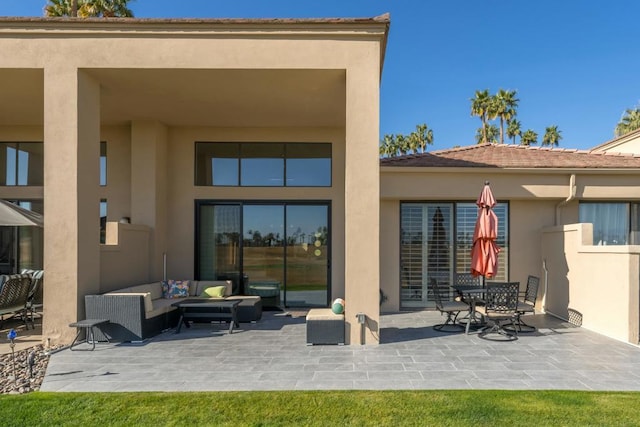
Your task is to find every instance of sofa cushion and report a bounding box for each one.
[146,297,182,319]
[201,286,226,298]
[106,292,154,313]
[125,283,164,301]
[162,280,190,299]
[192,280,232,297]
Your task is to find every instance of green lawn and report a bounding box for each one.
[1,390,640,426]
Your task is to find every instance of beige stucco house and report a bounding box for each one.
[2,14,640,347]
[381,144,640,345]
[0,15,389,345]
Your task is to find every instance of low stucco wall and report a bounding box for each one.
[541,223,640,344]
[100,222,151,292]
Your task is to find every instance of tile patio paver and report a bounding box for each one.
[40,311,640,392]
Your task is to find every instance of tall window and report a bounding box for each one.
[579,202,640,245]
[195,142,331,187]
[400,201,509,308]
[100,142,107,186]
[0,142,44,186]
[100,199,107,244]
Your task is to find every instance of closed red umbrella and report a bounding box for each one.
[471,182,500,279]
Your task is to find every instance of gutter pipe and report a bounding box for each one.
[554,174,576,226]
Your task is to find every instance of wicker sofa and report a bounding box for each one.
[85,280,262,342]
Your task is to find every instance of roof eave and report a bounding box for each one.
[380,165,640,174]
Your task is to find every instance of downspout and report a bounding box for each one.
[546,174,576,317]
[555,174,576,226]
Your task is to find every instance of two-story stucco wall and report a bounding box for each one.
[163,126,347,296]
[0,16,388,344]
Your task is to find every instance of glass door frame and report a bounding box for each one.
[195,199,332,308]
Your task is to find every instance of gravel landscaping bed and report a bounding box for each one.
[0,344,59,395]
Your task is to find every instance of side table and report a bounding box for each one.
[69,319,110,351]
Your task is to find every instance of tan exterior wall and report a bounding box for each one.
[100,222,151,290]
[0,19,386,345]
[165,126,346,290]
[592,129,640,154]
[542,223,640,344]
[99,126,131,223]
[380,199,400,312]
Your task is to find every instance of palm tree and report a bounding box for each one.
[45,0,134,17]
[506,119,522,144]
[82,0,134,17]
[615,107,640,137]
[495,89,519,144]
[44,0,75,16]
[471,89,491,144]
[410,123,434,153]
[542,125,562,147]
[521,129,538,146]
[379,134,397,158]
[485,124,500,144]
[396,134,409,155]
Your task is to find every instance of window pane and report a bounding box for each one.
[1,144,17,186]
[456,202,508,281]
[212,158,239,186]
[100,199,107,244]
[241,143,284,186]
[195,142,240,186]
[18,143,44,186]
[631,203,640,245]
[579,202,629,245]
[100,142,107,186]
[286,143,331,187]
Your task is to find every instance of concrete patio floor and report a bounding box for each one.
[36,310,640,392]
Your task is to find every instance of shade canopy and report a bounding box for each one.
[0,200,43,227]
[471,182,500,278]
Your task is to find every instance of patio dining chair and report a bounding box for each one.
[505,275,539,333]
[431,279,469,332]
[476,281,519,341]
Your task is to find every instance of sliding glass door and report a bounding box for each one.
[197,201,330,307]
[400,202,509,309]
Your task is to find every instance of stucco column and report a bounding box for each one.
[344,51,381,344]
[130,121,168,281]
[43,68,101,344]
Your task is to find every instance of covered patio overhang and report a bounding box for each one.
[0,15,388,345]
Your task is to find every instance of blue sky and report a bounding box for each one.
[2,0,640,151]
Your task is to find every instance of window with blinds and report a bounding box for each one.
[400,202,509,308]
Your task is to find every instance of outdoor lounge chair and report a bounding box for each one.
[0,273,33,330]
[431,279,469,332]
[476,281,519,341]
[21,269,44,324]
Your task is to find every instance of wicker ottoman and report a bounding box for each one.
[306,308,345,345]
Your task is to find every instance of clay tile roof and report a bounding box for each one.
[380,143,640,169]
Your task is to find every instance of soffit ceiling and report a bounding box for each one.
[0,68,346,128]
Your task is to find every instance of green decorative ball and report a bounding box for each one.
[332,298,345,314]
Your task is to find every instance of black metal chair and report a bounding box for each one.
[476,281,519,341]
[509,275,539,333]
[454,272,482,288]
[431,279,469,332]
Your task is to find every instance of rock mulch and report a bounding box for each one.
[0,344,59,394]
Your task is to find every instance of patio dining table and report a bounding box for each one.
[451,285,486,335]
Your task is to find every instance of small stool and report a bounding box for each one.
[69,319,110,351]
[306,308,345,345]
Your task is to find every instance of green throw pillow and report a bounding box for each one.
[201,286,226,298]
